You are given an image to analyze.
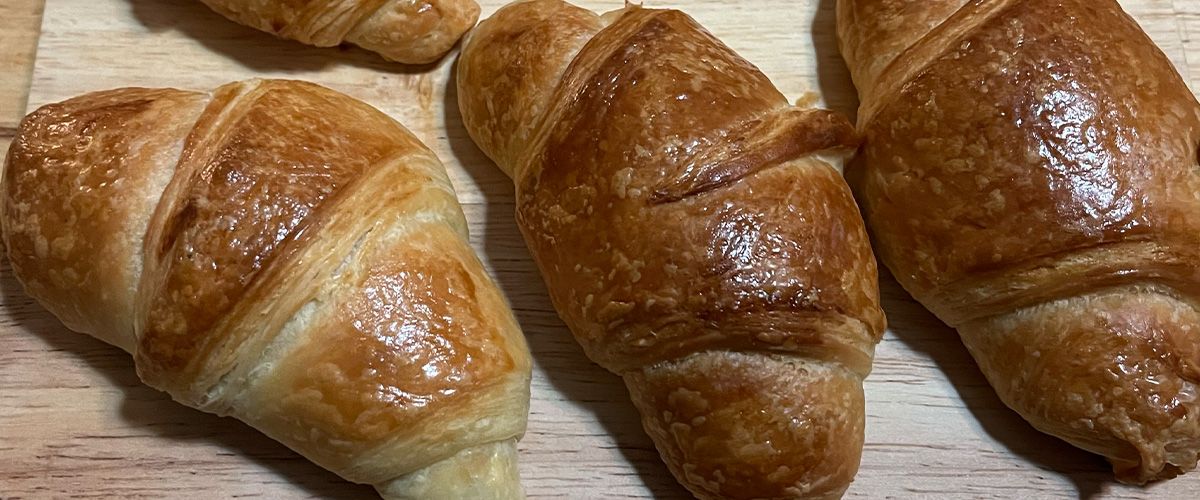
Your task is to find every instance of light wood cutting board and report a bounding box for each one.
[3,0,1200,498]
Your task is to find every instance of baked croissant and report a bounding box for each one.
[838,0,1200,483]
[197,0,480,64]
[2,79,531,498]
[458,1,886,498]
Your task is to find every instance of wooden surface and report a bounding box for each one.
[0,0,44,155]
[3,0,1200,498]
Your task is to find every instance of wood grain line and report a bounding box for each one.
[0,0,44,128]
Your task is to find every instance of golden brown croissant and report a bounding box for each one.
[2,79,531,498]
[458,1,886,498]
[197,0,480,64]
[838,0,1200,483]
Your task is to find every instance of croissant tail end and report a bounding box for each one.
[623,350,863,500]
[374,439,524,500]
[957,288,1200,484]
[348,0,482,65]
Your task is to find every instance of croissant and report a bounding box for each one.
[838,0,1200,483]
[2,79,531,498]
[197,0,480,64]
[458,1,886,498]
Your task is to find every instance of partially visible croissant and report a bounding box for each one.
[198,0,480,64]
[2,79,531,498]
[458,1,886,498]
[838,0,1200,483]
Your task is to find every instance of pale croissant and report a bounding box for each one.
[839,0,1200,483]
[198,0,480,63]
[458,1,886,498]
[2,79,531,498]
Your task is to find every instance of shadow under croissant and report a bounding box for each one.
[875,271,1114,500]
[0,258,374,498]
[125,0,438,75]
[811,0,859,122]
[441,62,692,499]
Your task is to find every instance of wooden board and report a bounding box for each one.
[3,0,1199,498]
[0,0,45,156]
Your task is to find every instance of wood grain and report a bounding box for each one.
[3,0,1199,498]
[0,0,45,159]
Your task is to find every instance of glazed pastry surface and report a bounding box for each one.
[839,0,1200,483]
[459,1,886,498]
[2,79,532,498]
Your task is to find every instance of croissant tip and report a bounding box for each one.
[624,352,864,500]
[375,440,523,500]
[1112,445,1200,485]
